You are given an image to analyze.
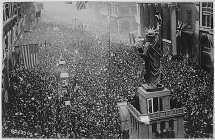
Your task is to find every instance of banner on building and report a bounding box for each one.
[20,44,39,69]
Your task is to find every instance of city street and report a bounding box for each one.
[2,2,214,139]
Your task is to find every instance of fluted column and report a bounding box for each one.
[163,4,171,40]
[139,3,144,37]
[142,4,150,37]
[170,4,177,55]
[149,4,156,29]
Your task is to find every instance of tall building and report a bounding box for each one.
[109,2,137,34]
[2,2,42,113]
[199,2,213,74]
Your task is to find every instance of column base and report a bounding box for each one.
[142,83,164,92]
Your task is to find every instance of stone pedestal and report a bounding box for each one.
[138,85,171,114]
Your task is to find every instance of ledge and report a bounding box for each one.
[127,102,184,123]
[138,86,170,99]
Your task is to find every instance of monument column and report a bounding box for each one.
[170,3,177,55]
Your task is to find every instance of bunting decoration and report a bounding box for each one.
[176,21,187,37]
[20,44,39,69]
[76,1,88,10]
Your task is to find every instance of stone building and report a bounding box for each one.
[2,2,42,114]
[136,2,200,61]
[109,2,137,34]
[199,2,213,74]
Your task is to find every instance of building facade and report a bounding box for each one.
[199,2,213,73]
[109,2,137,34]
[136,2,200,61]
[2,2,42,113]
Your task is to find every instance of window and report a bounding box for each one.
[201,2,213,29]
[111,7,114,14]
[132,6,137,14]
[148,97,164,113]
[115,7,118,15]
[121,7,129,15]
[152,122,157,133]
[148,99,153,113]
[135,121,139,131]
[160,121,165,131]
[169,119,174,130]
[13,3,17,15]
[153,97,158,112]
[159,98,164,111]
[186,10,192,29]
[5,3,9,19]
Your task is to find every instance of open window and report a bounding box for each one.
[147,97,164,113]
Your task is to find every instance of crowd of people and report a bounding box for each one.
[2,11,213,138]
[161,57,213,138]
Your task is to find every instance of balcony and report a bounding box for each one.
[127,102,185,123]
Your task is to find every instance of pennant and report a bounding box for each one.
[176,21,187,37]
[20,44,39,69]
[76,1,87,10]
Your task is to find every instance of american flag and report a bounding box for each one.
[20,44,39,69]
[176,21,187,37]
[76,1,87,10]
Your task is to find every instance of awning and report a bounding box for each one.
[60,73,69,78]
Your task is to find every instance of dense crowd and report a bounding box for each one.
[2,13,213,139]
[161,57,213,138]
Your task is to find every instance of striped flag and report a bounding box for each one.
[176,21,187,37]
[20,44,39,69]
[76,1,87,10]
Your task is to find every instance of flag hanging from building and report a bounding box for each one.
[176,21,187,37]
[76,1,87,10]
[155,11,162,26]
[20,44,39,69]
